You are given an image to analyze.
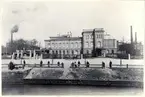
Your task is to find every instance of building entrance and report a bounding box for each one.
[96,48,102,56]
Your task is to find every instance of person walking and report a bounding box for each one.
[22,60,26,69]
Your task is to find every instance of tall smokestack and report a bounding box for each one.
[130,26,133,44]
[135,32,137,43]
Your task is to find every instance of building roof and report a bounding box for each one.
[82,28,105,34]
[82,29,94,32]
[44,37,82,41]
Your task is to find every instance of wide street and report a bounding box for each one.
[2,58,144,71]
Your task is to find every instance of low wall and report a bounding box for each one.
[23,79,143,88]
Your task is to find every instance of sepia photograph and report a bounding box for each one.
[1,0,144,95]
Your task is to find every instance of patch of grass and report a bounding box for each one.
[29,69,64,79]
[69,68,143,81]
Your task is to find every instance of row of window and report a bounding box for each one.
[85,41,93,48]
[51,50,80,55]
[85,34,93,39]
[85,34,104,40]
[96,34,103,39]
[86,41,102,48]
[47,42,81,48]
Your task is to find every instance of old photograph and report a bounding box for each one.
[1,0,144,95]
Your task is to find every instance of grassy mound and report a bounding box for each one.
[69,68,143,81]
[25,68,64,79]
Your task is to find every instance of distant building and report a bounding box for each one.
[82,28,117,57]
[117,26,143,58]
[44,34,82,58]
[44,28,118,58]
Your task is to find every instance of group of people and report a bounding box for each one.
[71,61,81,68]
[8,60,113,70]
[39,61,64,68]
[71,61,90,68]
[8,60,26,70]
[102,61,112,68]
[56,61,64,68]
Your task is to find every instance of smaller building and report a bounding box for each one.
[44,34,82,58]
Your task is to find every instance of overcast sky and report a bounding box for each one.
[1,0,144,47]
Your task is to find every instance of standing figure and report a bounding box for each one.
[8,61,15,70]
[22,60,26,69]
[40,60,43,67]
[74,62,77,68]
[47,61,50,67]
[109,61,112,69]
[61,62,64,68]
[78,61,81,67]
[86,61,90,68]
[57,61,60,67]
[102,61,105,69]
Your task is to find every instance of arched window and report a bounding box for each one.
[59,50,61,54]
[63,50,65,55]
[67,50,69,54]
[56,51,58,55]
[75,50,78,54]
[52,50,54,54]
[90,41,93,47]
[86,42,89,48]
[91,35,93,39]
[59,43,61,48]
[66,43,69,48]
[87,50,89,54]
[97,41,101,48]
[63,43,65,48]
[107,50,109,53]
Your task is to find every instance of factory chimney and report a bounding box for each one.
[130,26,133,44]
